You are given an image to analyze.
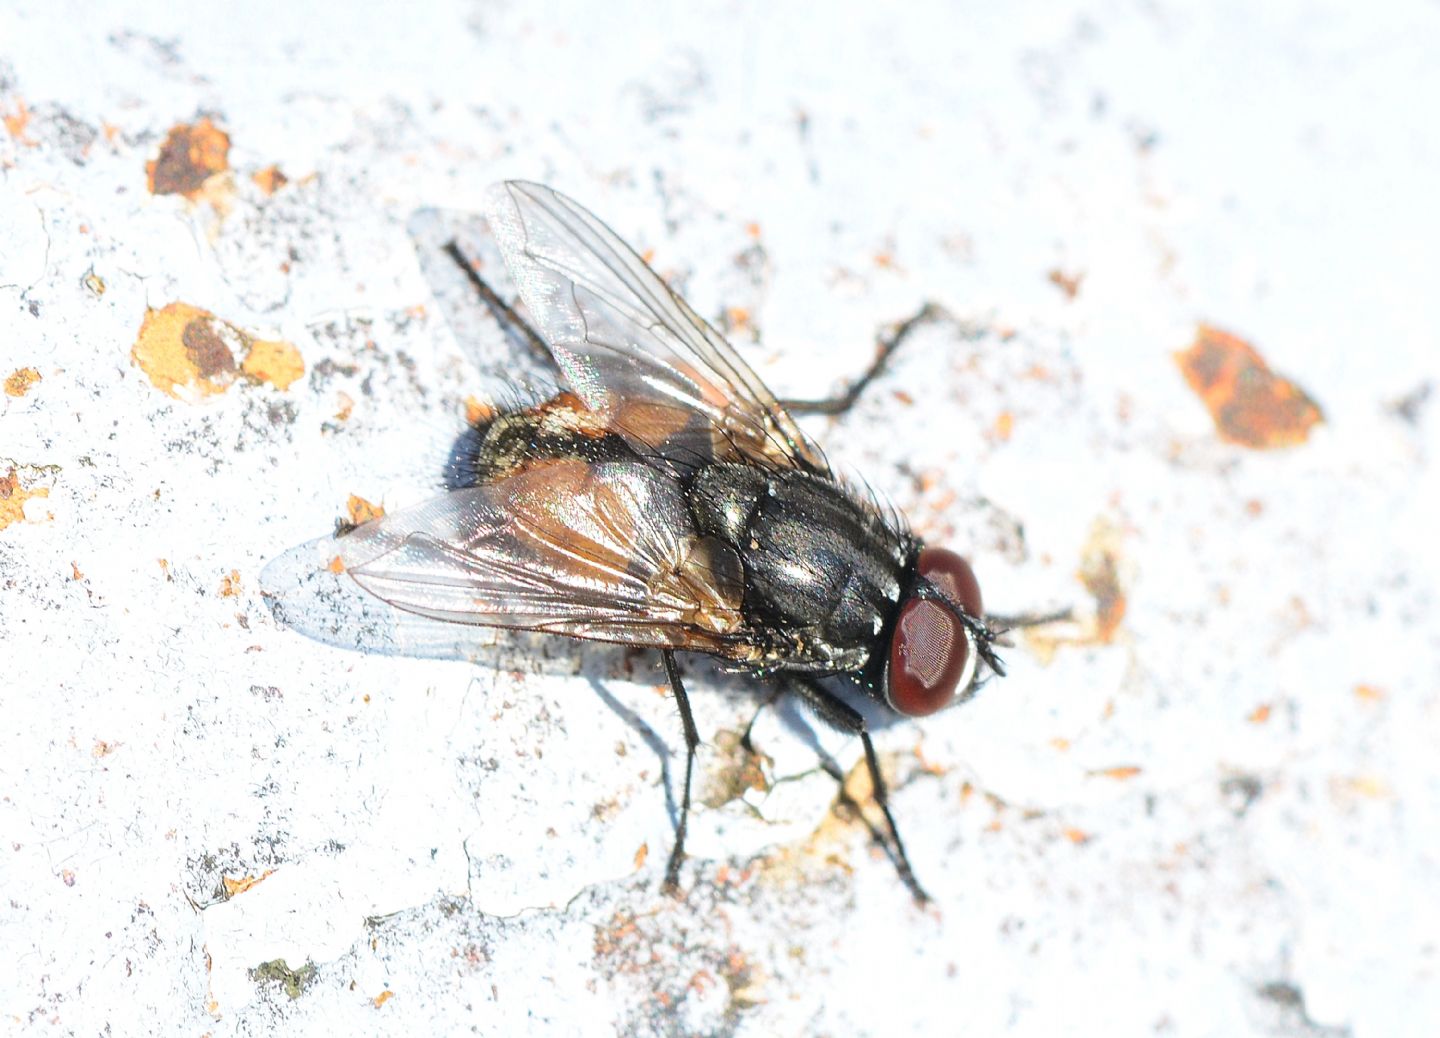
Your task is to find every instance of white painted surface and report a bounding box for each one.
[2,1,1437,1034]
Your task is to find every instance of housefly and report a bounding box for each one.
[276,182,1013,902]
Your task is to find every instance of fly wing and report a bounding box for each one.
[339,457,754,654]
[484,181,829,475]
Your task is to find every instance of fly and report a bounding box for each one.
[273,182,1037,902]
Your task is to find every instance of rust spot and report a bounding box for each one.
[219,570,241,597]
[182,318,237,379]
[1077,517,1127,643]
[633,842,649,870]
[334,391,355,422]
[1247,703,1272,724]
[71,561,84,581]
[372,991,393,1009]
[1354,683,1386,703]
[4,367,41,397]
[993,410,1014,442]
[147,117,231,198]
[251,164,288,195]
[1047,268,1084,299]
[1175,325,1323,448]
[347,495,385,526]
[132,303,303,400]
[1063,827,1091,845]
[92,740,119,758]
[327,556,346,574]
[0,467,50,533]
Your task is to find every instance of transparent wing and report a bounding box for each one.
[484,180,829,475]
[330,458,753,655]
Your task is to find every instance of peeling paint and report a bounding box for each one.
[4,367,41,397]
[131,303,303,400]
[0,466,51,532]
[1175,324,1324,448]
[146,117,231,198]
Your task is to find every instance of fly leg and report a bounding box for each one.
[661,650,700,897]
[780,302,950,417]
[740,686,784,754]
[443,240,554,366]
[790,676,931,903]
[986,607,1074,632]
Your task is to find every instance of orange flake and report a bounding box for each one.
[1247,703,1272,724]
[1047,268,1084,299]
[334,391,355,422]
[251,164,288,195]
[1175,325,1323,448]
[1354,684,1386,703]
[239,336,305,390]
[0,467,50,533]
[1078,517,1127,643]
[71,561,85,581]
[327,555,345,575]
[147,117,231,198]
[994,410,1014,441]
[372,991,393,1008]
[1050,737,1071,752]
[347,494,384,526]
[1089,765,1142,780]
[219,570,241,597]
[4,98,35,144]
[725,306,751,332]
[222,870,273,897]
[745,221,762,239]
[1063,827,1091,845]
[633,842,649,869]
[92,740,119,758]
[4,367,40,397]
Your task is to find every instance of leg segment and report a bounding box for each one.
[789,676,931,903]
[781,302,949,417]
[443,240,554,366]
[661,650,700,896]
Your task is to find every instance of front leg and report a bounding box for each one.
[787,676,931,903]
[443,239,555,366]
[780,302,950,417]
[660,649,700,897]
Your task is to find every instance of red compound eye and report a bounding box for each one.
[886,548,983,717]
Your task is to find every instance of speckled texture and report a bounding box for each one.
[2,2,1437,1035]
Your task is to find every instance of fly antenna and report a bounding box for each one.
[913,577,1007,677]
